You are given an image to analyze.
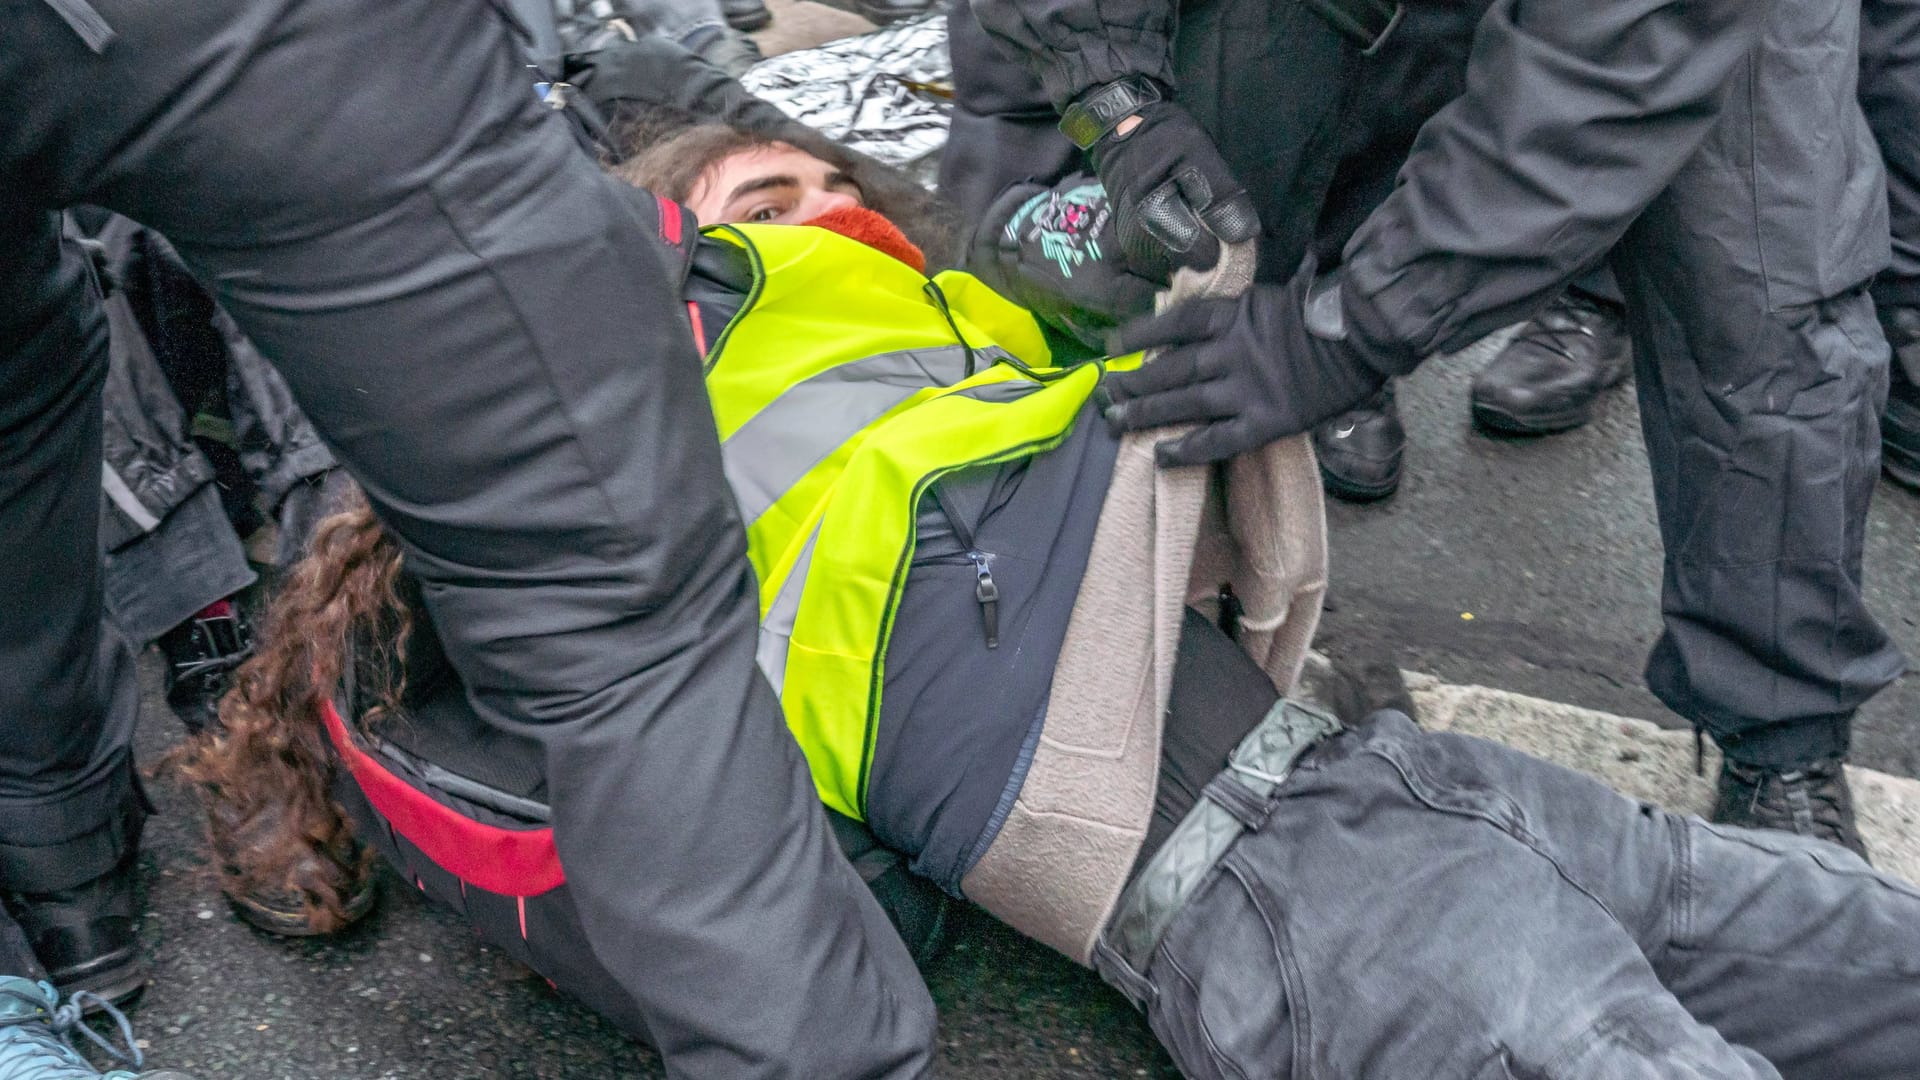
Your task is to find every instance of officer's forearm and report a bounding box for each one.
[966,0,1178,112]
[1339,0,1766,362]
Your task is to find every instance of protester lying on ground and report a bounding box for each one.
[179,125,1920,1077]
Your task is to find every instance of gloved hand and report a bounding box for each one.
[1103,258,1393,465]
[969,175,1159,350]
[1069,81,1259,281]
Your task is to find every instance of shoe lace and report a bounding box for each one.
[1514,295,1609,364]
[1732,760,1851,835]
[0,983,145,1078]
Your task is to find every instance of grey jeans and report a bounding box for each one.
[1094,712,1920,1079]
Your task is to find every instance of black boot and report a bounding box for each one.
[853,0,935,23]
[1312,385,1405,502]
[1880,306,1919,491]
[5,857,145,1008]
[156,601,253,736]
[721,0,772,33]
[1471,290,1632,435]
[1711,755,1869,862]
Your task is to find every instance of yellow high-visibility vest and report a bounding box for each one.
[704,222,1121,818]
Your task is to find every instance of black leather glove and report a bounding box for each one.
[1065,80,1259,281]
[969,175,1159,350]
[1103,259,1394,465]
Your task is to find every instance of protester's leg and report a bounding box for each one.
[1360,719,1920,1077]
[1,5,933,1074]
[1609,0,1902,795]
[0,205,147,1001]
[1099,714,1788,1079]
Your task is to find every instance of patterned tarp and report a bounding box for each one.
[741,14,952,187]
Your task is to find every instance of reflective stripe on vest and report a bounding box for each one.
[703,223,1104,818]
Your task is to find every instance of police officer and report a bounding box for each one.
[0,3,935,1076]
[950,0,1904,855]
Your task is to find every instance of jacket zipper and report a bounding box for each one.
[932,483,1000,649]
[969,551,1000,649]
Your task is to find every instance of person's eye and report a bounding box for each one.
[748,205,783,222]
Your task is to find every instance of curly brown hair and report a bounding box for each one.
[173,490,409,931]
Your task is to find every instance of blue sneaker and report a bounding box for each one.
[0,977,193,1079]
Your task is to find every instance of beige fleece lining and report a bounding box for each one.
[963,426,1327,963]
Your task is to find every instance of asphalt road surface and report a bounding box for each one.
[1318,333,1920,782]
[114,334,1918,1078]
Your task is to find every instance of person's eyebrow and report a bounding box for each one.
[724,174,800,204]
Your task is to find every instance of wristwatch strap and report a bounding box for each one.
[1059,77,1164,150]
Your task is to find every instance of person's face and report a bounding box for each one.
[684,143,865,226]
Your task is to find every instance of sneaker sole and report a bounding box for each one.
[226,877,379,937]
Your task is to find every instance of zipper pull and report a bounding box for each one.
[969,551,1000,649]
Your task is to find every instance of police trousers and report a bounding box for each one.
[1094,711,1920,1079]
[1864,0,1920,315]
[943,0,1903,767]
[0,2,934,1075]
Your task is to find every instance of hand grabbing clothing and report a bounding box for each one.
[1103,259,1406,465]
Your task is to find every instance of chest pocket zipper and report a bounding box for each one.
[43,0,116,53]
[969,551,1000,649]
[930,481,1001,650]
